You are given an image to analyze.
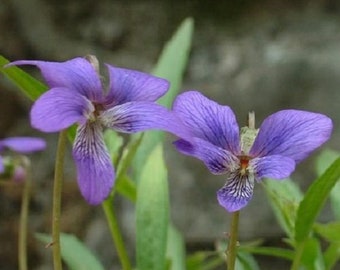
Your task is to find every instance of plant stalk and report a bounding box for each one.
[102,198,132,270]
[52,130,68,270]
[18,158,31,270]
[226,211,240,269]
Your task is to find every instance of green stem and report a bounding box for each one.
[18,159,31,270]
[290,241,305,270]
[102,198,132,270]
[226,211,240,270]
[52,130,68,270]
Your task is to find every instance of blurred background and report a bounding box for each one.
[0,0,339,269]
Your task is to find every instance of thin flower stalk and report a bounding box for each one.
[52,130,68,270]
[18,157,31,270]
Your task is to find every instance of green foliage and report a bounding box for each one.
[316,149,340,220]
[0,55,48,100]
[263,178,302,238]
[36,233,105,270]
[132,18,194,181]
[295,157,340,243]
[136,144,169,270]
[166,225,186,270]
[300,237,325,270]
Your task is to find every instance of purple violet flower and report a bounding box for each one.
[172,91,333,212]
[0,137,46,173]
[9,57,190,204]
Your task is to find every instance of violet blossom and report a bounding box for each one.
[0,137,46,173]
[9,57,190,204]
[172,91,333,212]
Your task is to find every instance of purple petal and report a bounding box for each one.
[217,172,255,212]
[105,65,169,105]
[31,87,92,132]
[174,138,238,174]
[173,91,240,153]
[0,137,46,153]
[250,155,295,180]
[8,58,103,101]
[73,122,114,205]
[99,102,192,140]
[0,156,4,173]
[250,110,333,163]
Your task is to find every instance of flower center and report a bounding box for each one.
[88,102,104,122]
[238,155,250,175]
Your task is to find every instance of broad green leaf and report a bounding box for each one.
[36,233,104,270]
[324,242,340,270]
[316,149,340,220]
[136,144,169,270]
[295,157,340,242]
[132,18,194,181]
[240,246,294,261]
[314,222,340,242]
[263,178,302,238]
[300,237,325,270]
[166,224,186,270]
[0,55,47,100]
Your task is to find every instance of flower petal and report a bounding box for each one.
[73,122,114,205]
[8,58,103,101]
[31,87,92,132]
[0,156,4,173]
[250,110,333,163]
[0,137,46,153]
[173,91,240,153]
[100,102,192,140]
[174,138,238,174]
[217,172,255,212]
[250,155,295,180]
[105,65,169,105]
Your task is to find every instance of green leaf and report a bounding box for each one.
[36,233,105,270]
[314,222,340,242]
[263,178,303,238]
[295,157,340,242]
[110,134,143,202]
[316,149,340,220]
[0,55,47,100]
[136,144,169,270]
[300,237,325,270]
[324,242,340,270]
[132,18,194,181]
[186,252,223,270]
[240,246,294,261]
[166,224,186,270]
[153,17,194,108]
[236,251,260,270]
[114,174,137,202]
[104,129,124,166]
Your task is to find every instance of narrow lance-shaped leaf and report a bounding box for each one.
[315,149,340,220]
[166,224,186,270]
[136,144,169,270]
[132,18,194,181]
[0,55,48,100]
[295,157,340,242]
[36,233,105,270]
